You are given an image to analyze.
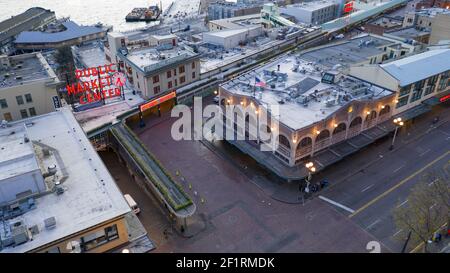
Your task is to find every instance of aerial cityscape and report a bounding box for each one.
[0,0,449,259]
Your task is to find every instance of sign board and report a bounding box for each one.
[65,64,126,105]
[343,1,354,14]
[140,91,176,112]
[440,94,450,103]
[52,95,61,109]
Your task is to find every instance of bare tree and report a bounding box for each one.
[393,164,450,253]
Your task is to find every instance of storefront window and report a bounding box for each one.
[79,224,119,252]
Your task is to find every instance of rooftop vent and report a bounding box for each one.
[55,186,65,195]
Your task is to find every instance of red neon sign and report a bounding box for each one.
[344,1,354,14]
[440,94,450,102]
[65,64,126,105]
[140,91,176,112]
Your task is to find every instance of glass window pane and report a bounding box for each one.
[16,96,24,105]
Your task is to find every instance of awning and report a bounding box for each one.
[395,104,431,121]
[422,96,441,106]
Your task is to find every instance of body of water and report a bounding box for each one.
[0,0,175,32]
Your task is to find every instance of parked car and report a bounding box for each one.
[124,194,140,214]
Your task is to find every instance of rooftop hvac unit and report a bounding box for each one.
[29,225,39,236]
[44,217,56,230]
[11,221,30,246]
[0,55,10,68]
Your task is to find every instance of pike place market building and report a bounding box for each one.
[106,32,201,117]
[218,49,450,181]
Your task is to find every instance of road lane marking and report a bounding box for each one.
[393,165,405,173]
[396,199,408,208]
[361,184,374,193]
[318,195,355,214]
[438,129,450,137]
[419,149,431,157]
[367,219,381,230]
[428,178,438,186]
[350,151,450,218]
[392,229,403,237]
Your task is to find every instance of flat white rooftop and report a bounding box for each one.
[204,26,260,38]
[0,53,58,89]
[0,125,39,181]
[75,42,107,68]
[209,14,262,29]
[286,1,336,11]
[221,54,393,130]
[0,109,130,253]
[124,45,197,73]
[381,49,450,86]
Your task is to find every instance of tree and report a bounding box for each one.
[393,164,450,253]
[54,46,76,83]
[54,46,77,104]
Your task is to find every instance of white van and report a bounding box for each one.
[124,194,140,214]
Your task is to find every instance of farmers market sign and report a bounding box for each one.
[66,64,126,104]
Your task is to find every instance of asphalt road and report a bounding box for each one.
[318,105,450,252]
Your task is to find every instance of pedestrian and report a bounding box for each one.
[433,116,439,124]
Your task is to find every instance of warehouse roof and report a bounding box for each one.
[15,21,105,44]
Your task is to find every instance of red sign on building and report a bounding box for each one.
[440,94,450,103]
[343,0,354,14]
[140,91,177,112]
[65,64,126,105]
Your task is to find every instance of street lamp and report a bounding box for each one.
[390,118,404,150]
[304,162,316,193]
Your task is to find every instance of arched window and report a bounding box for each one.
[379,105,390,116]
[316,130,330,142]
[298,137,312,148]
[365,110,377,121]
[333,123,346,135]
[278,134,291,149]
[350,117,362,128]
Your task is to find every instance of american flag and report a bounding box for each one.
[255,77,266,87]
